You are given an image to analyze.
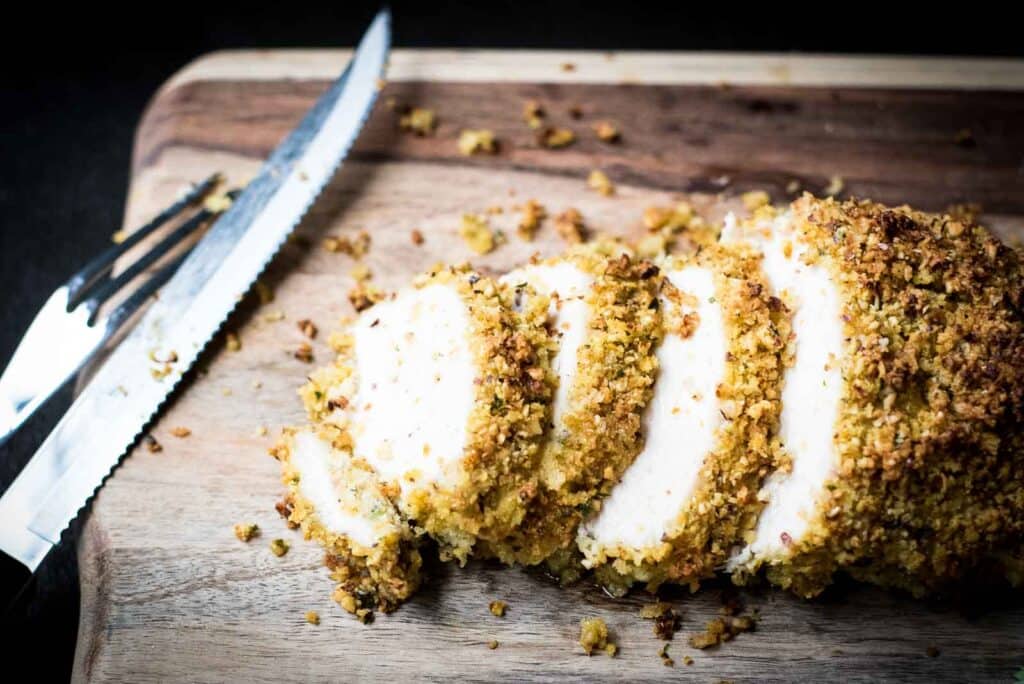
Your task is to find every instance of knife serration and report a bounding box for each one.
[0,10,391,570]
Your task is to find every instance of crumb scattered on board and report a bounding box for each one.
[593,121,620,143]
[411,229,425,245]
[398,107,437,136]
[553,208,586,244]
[294,343,314,363]
[323,230,371,258]
[587,170,615,196]
[659,642,674,667]
[225,332,241,352]
[305,610,320,626]
[489,600,508,617]
[144,435,162,453]
[298,319,318,339]
[688,613,757,649]
[459,213,498,254]
[488,640,499,650]
[269,538,290,557]
[170,426,191,438]
[517,199,546,241]
[579,617,617,657]
[640,602,681,640]
[538,127,576,149]
[234,523,259,542]
[458,129,498,156]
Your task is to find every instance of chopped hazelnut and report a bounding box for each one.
[298,319,318,339]
[170,426,191,438]
[411,229,425,245]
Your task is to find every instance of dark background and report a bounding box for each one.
[0,2,1019,679]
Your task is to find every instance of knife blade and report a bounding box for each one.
[0,9,391,572]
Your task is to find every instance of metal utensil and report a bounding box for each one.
[0,175,231,447]
[0,8,391,575]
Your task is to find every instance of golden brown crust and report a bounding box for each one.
[485,252,663,566]
[274,425,423,614]
[300,266,557,564]
[753,196,1024,596]
[585,243,787,591]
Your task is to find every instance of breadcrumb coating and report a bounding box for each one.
[274,425,422,614]
[302,266,557,563]
[486,250,662,567]
[583,243,788,592]
[736,196,1024,596]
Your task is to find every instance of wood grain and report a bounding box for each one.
[74,50,1024,682]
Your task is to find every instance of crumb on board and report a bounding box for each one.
[579,617,616,656]
[642,202,694,233]
[553,208,586,244]
[459,213,498,254]
[538,127,576,149]
[225,332,241,352]
[523,99,545,129]
[458,129,499,156]
[322,230,371,258]
[640,602,681,640]
[411,229,425,245]
[659,642,674,667]
[741,190,771,211]
[593,121,620,143]
[111,229,129,244]
[683,655,694,666]
[263,310,285,323]
[489,600,508,617]
[347,282,386,313]
[824,175,845,197]
[687,613,757,649]
[517,199,546,241]
[257,425,269,437]
[294,342,314,364]
[350,264,372,282]
[269,538,290,557]
[587,170,615,197]
[356,608,374,624]
[274,500,300,529]
[398,107,437,136]
[170,426,191,438]
[144,434,163,453]
[234,523,260,542]
[298,319,318,339]
[488,640,499,650]
[306,610,321,625]
[561,62,576,72]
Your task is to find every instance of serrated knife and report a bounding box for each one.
[0,10,391,581]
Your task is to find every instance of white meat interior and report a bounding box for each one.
[502,262,594,436]
[721,211,843,566]
[290,429,400,548]
[580,265,726,555]
[336,283,476,495]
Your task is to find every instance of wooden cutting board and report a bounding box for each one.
[73,50,1024,683]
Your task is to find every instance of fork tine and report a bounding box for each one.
[81,207,215,319]
[100,246,194,335]
[66,173,222,309]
